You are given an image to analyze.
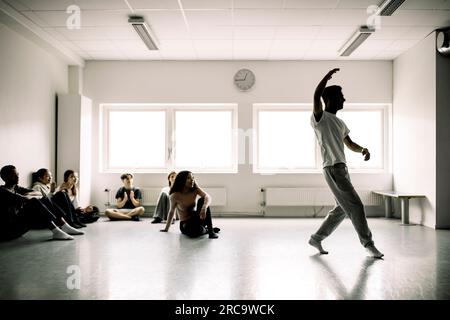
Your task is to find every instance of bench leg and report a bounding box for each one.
[384,196,392,218]
[400,197,410,225]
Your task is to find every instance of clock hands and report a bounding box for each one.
[235,72,248,81]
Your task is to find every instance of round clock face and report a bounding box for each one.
[234,68,255,91]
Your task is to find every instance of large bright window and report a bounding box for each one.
[175,111,234,169]
[254,103,390,173]
[339,107,387,170]
[254,104,316,173]
[101,104,238,173]
[254,105,316,173]
[108,110,166,169]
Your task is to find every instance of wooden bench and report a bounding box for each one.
[372,191,426,225]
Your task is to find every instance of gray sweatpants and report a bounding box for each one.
[311,163,374,248]
[153,192,170,220]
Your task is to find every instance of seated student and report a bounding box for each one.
[32,168,85,228]
[0,165,84,241]
[56,170,99,224]
[160,170,220,239]
[105,173,145,221]
[31,168,56,196]
[151,171,178,224]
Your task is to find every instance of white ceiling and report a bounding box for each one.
[2,0,450,61]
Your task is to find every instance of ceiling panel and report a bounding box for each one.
[184,10,232,27]
[74,40,116,50]
[193,39,232,50]
[111,39,148,51]
[180,0,232,10]
[233,0,284,9]
[197,50,232,59]
[233,9,284,25]
[369,26,411,40]
[52,26,110,40]
[400,0,450,10]
[316,26,355,40]
[274,26,320,39]
[160,50,197,59]
[158,39,195,50]
[12,0,74,11]
[234,39,272,51]
[382,10,450,27]
[233,26,276,39]
[88,50,127,60]
[74,0,129,10]
[308,39,345,51]
[385,39,419,51]
[122,50,162,59]
[322,9,369,26]
[284,0,339,9]
[126,0,179,10]
[271,38,313,50]
[190,26,233,39]
[267,51,304,59]
[336,0,384,9]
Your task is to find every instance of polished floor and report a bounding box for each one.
[0,217,449,300]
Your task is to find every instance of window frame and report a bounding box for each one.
[100,103,238,174]
[253,103,391,174]
[172,104,239,174]
[253,103,319,174]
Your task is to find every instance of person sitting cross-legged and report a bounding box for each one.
[105,173,145,221]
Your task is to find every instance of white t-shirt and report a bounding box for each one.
[311,111,350,168]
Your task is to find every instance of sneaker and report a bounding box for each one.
[151,217,162,224]
[366,245,384,259]
[131,215,140,222]
[308,237,328,254]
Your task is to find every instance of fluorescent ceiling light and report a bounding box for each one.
[339,26,375,57]
[128,16,158,50]
[378,0,406,16]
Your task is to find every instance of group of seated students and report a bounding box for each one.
[0,166,220,242]
[0,165,98,241]
[105,170,220,239]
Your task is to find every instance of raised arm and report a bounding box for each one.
[344,135,370,161]
[314,68,340,121]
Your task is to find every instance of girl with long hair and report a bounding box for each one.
[160,171,220,239]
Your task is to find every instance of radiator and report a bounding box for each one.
[263,188,382,206]
[106,187,227,206]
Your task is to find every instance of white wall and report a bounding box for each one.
[84,60,393,216]
[57,95,92,206]
[393,34,436,228]
[0,23,68,186]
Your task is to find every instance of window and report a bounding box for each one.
[108,110,166,169]
[254,103,390,173]
[253,104,316,173]
[101,104,238,173]
[174,111,234,170]
[339,106,387,170]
